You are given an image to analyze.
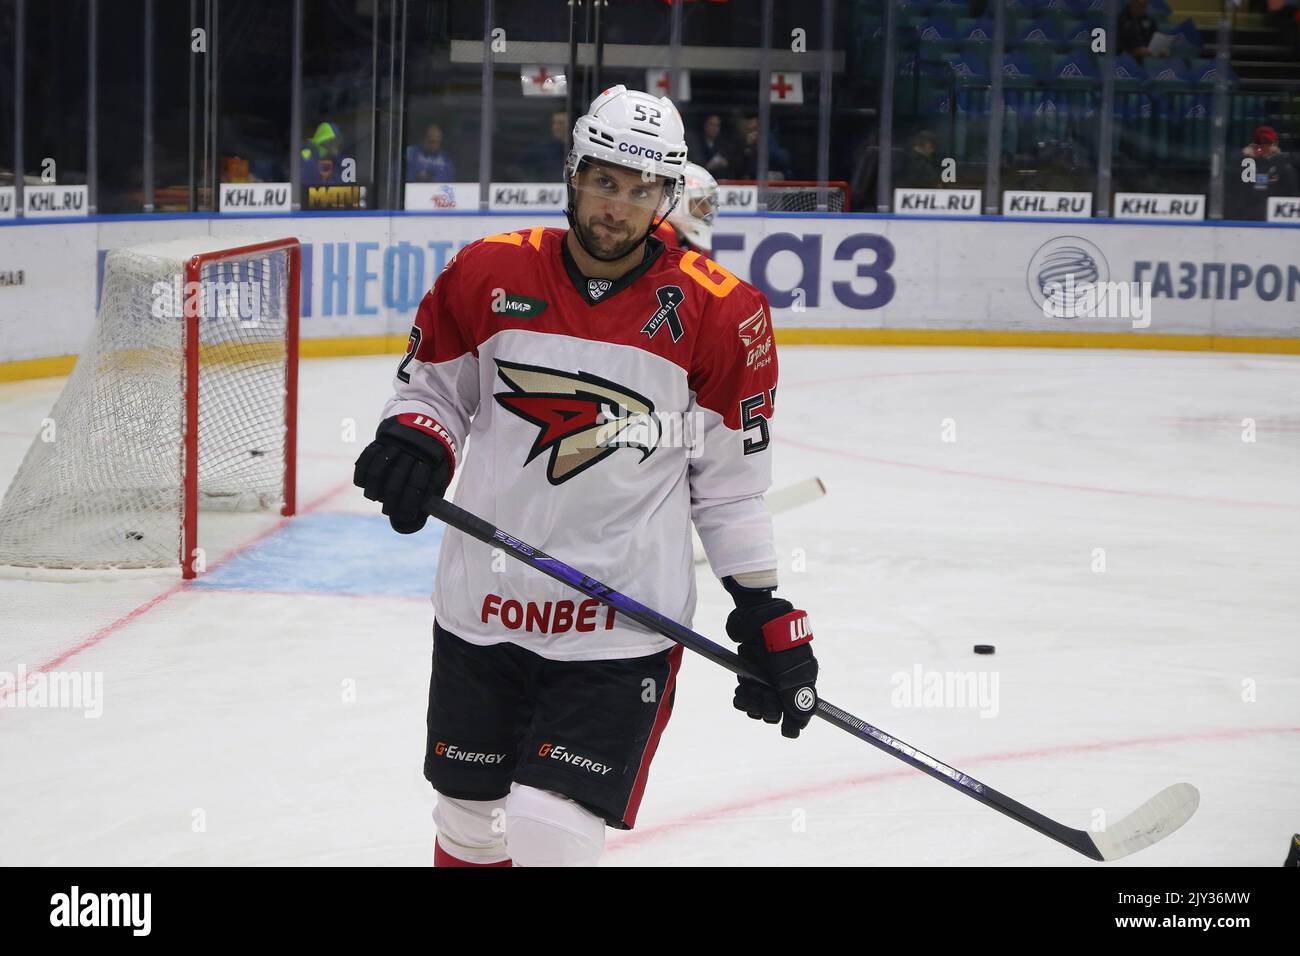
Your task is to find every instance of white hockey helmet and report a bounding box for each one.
[565,85,688,234]
[666,161,720,253]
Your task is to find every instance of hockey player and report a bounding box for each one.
[654,161,720,256]
[353,86,818,867]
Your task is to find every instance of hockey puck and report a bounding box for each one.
[973,644,995,655]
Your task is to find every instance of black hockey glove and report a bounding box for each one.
[722,576,818,739]
[353,414,454,534]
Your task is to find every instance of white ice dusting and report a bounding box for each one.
[1,347,1297,865]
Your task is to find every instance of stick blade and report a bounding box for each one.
[763,476,827,514]
[1088,783,1200,862]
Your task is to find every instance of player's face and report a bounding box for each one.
[572,161,668,260]
[688,194,717,223]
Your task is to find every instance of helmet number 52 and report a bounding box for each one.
[633,103,663,127]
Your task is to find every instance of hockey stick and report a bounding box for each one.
[692,477,826,564]
[763,475,827,515]
[427,496,1199,862]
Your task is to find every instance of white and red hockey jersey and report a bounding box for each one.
[383,225,779,661]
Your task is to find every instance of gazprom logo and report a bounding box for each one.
[618,142,664,161]
[1025,236,1110,313]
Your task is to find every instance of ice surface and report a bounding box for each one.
[1,347,1296,866]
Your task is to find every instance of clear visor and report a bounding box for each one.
[571,159,675,213]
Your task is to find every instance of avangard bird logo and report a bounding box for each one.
[493,359,661,485]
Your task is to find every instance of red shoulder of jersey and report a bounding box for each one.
[678,255,777,429]
[408,226,563,365]
[448,225,563,278]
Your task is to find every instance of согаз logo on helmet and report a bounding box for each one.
[618,142,665,161]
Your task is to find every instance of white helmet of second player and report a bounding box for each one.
[566,85,689,217]
[667,162,720,253]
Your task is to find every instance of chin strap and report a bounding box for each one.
[564,182,679,264]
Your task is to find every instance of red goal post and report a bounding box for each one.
[182,239,301,578]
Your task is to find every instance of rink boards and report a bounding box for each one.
[2,210,1298,376]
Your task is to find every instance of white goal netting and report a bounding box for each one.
[0,236,297,573]
[719,180,852,213]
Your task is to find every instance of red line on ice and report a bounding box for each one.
[778,435,1300,510]
[607,724,1300,854]
[1,479,355,705]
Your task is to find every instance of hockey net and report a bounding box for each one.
[0,236,300,578]
[717,180,851,213]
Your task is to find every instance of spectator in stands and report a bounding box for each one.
[733,114,793,181]
[734,115,762,179]
[219,115,286,185]
[1232,125,1298,220]
[690,114,735,177]
[406,123,456,182]
[300,121,345,185]
[225,114,289,184]
[897,131,943,188]
[222,155,254,184]
[1118,0,1159,62]
[515,110,569,181]
[848,129,881,213]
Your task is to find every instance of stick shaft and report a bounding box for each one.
[427,496,1102,860]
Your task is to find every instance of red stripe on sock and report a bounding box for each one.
[434,839,511,868]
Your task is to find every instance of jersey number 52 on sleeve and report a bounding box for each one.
[397,325,422,384]
[739,387,775,455]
